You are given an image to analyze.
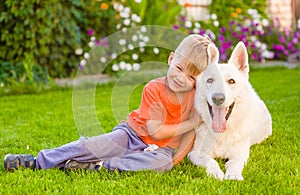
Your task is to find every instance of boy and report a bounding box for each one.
[4,34,213,172]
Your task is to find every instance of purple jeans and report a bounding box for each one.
[36,123,174,172]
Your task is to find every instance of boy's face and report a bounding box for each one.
[166,52,198,93]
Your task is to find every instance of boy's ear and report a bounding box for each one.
[168,52,175,65]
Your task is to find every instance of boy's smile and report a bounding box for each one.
[166,52,197,94]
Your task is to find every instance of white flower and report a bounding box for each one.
[262,19,269,27]
[261,43,267,51]
[132,53,139,60]
[112,64,119,71]
[140,26,147,33]
[100,57,106,63]
[90,36,96,42]
[124,7,131,14]
[119,39,127,45]
[135,0,142,3]
[132,35,138,42]
[262,50,274,59]
[193,28,199,33]
[133,63,140,71]
[211,13,217,20]
[132,14,141,23]
[75,48,83,55]
[213,21,219,27]
[256,25,264,33]
[111,53,118,59]
[84,52,90,59]
[124,18,131,26]
[126,63,132,71]
[128,44,134,50]
[114,3,123,11]
[0,83,4,87]
[139,41,146,47]
[194,22,201,28]
[119,61,127,70]
[250,35,257,42]
[184,20,192,28]
[88,41,95,48]
[253,18,260,25]
[135,16,141,23]
[121,27,127,32]
[116,23,122,29]
[255,41,262,48]
[153,47,159,54]
[80,59,87,66]
[143,36,149,42]
[120,7,130,18]
[139,47,145,53]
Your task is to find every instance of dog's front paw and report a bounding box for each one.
[206,165,225,180]
[224,171,244,181]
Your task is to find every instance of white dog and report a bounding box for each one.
[188,42,272,180]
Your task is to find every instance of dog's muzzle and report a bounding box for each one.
[208,102,235,121]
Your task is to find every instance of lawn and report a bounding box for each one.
[0,66,299,194]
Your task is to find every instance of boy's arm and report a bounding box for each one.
[172,130,196,165]
[146,109,201,140]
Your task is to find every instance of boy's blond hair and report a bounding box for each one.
[174,34,214,75]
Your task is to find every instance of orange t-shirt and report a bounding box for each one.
[127,77,195,149]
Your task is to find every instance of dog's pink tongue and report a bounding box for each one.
[212,107,227,133]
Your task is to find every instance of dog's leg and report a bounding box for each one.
[224,139,250,181]
[189,151,224,180]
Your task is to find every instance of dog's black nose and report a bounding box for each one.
[212,93,225,106]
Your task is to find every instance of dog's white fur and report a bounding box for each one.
[188,42,272,180]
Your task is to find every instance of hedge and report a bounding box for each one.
[0,0,117,84]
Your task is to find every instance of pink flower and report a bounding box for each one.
[87,29,94,36]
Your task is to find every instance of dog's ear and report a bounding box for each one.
[228,41,249,73]
[207,43,219,65]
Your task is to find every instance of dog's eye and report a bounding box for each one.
[228,79,235,84]
[207,78,214,83]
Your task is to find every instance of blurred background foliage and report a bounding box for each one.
[1,0,295,89]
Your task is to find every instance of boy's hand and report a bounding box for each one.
[189,109,202,127]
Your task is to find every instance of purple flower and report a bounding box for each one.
[219,34,225,42]
[284,28,290,37]
[220,53,227,61]
[287,42,294,50]
[199,29,205,35]
[252,53,258,60]
[241,27,248,33]
[180,16,186,22]
[279,37,285,43]
[87,29,94,36]
[95,40,101,46]
[231,32,238,37]
[173,25,179,30]
[220,27,226,33]
[78,63,84,70]
[239,34,246,41]
[292,37,298,44]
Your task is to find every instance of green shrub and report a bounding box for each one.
[0,0,117,84]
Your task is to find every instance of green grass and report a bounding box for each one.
[0,66,299,194]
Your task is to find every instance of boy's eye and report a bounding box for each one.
[189,76,196,81]
[176,66,182,71]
